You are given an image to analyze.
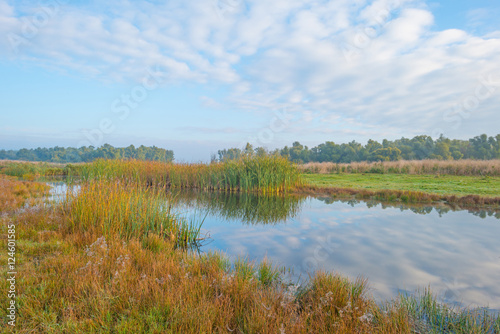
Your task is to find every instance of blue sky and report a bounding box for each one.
[1,0,499,161]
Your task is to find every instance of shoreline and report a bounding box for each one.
[295,184,500,210]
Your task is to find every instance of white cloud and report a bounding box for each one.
[0,0,13,17]
[1,0,499,142]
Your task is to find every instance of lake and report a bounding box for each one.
[49,182,500,310]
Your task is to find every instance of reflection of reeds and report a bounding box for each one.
[62,180,203,248]
[300,159,500,176]
[169,189,304,225]
[78,156,302,194]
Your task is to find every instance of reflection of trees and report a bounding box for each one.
[168,190,305,225]
[470,210,500,219]
[314,197,499,219]
[166,190,499,225]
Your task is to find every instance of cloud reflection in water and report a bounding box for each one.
[181,193,500,309]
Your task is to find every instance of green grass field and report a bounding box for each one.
[302,173,500,197]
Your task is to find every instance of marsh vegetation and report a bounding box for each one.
[300,159,500,176]
[1,158,500,332]
[78,156,301,194]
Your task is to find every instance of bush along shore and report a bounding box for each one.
[1,176,499,333]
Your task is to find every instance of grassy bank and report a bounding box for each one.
[79,156,301,194]
[2,177,498,333]
[302,173,500,197]
[300,173,500,208]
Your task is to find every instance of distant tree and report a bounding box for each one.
[244,143,254,156]
[0,144,173,163]
[254,147,267,157]
[213,134,498,163]
[369,147,402,161]
[16,148,37,161]
[217,148,242,161]
[290,142,304,162]
[123,145,136,159]
[433,135,452,160]
[280,146,291,159]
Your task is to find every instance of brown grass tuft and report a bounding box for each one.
[0,174,50,212]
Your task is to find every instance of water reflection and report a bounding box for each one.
[169,190,305,225]
[316,196,500,219]
[175,193,500,310]
[47,181,77,203]
[46,182,500,310]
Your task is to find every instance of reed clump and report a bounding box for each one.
[78,156,302,194]
[62,180,203,248]
[300,159,500,176]
[398,288,500,333]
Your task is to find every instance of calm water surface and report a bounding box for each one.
[172,191,500,310]
[50,184,500,309]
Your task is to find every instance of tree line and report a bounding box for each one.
[217,134,500,163]
[0,144,174,163]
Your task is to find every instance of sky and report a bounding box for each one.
[0,0,499,161]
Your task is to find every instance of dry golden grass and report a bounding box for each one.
[0,175,49,212]
[1,206,416,333]
[300,159,500,176]
[0,176,415,333]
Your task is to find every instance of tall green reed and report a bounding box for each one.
[78,156,302,193]
[63,180,203,248]
[398,288,500,333]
